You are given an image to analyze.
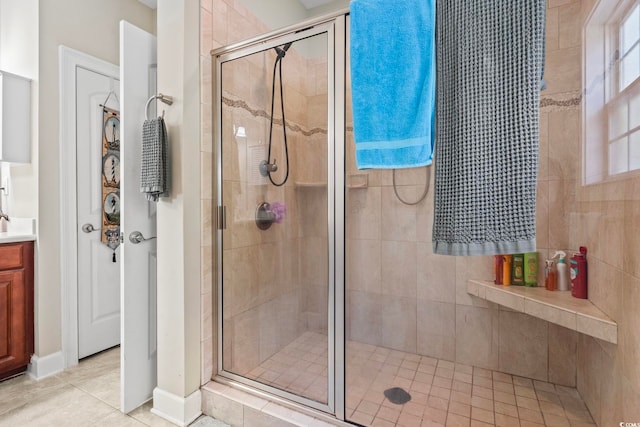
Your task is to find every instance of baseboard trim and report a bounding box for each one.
[27,351,65,380]
[151,387,202,427]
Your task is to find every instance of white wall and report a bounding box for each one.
[155,0,201,400]
[0,0,39,218]
[35,0,154,357]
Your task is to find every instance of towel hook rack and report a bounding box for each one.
[145,92,173,120]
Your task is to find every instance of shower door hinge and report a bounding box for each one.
[217,205,227,230]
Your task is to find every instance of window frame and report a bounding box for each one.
[603,0,640,177]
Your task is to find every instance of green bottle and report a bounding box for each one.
[524,252,538,287]
[512,254,524,285]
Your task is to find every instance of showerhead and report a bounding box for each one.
[274,42,293,59]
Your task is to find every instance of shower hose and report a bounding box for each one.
[266,44,291,187]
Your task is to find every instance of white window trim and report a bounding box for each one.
[582,0,640,184]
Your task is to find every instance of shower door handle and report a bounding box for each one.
[217,206,227,230]
[128,231,156,244]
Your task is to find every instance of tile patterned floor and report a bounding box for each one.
[345,341,595,427]
[238,332,596,427]
[0,347,178,426]
[245,331,329,404]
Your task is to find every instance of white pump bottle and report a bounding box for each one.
[554,251,570,291]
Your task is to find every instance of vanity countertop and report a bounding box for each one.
[0,218,36,244]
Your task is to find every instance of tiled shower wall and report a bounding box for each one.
[202,0,330,380]
[200,0,640,424]
[555,0,640,423]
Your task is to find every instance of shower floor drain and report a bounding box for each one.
[383,387,411,405]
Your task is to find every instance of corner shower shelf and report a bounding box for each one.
[346,174,368,189]
[467,279,618,344]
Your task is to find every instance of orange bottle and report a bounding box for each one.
[544,259,556,291]
[502,255,512,286]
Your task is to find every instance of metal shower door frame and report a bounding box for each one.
[212,13,347,418]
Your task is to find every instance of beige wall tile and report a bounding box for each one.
[498,311,548,381]
[201,9,213,57]
[382,296,417,353]
[539,112,550,181]
[455,256,494,307]
[623,200,640,278]
[417,243,456,304]
[202,291,213,342]
[558,1,582,49]
[597,201,624,270]
[417,301,455,361]
[544,47,581,94]
[228,245,260,316]
[455,305,499,371]
[524,299,575,331]
[346,187,381,240]
[537,181,550,250]
[622,273,640,391]
[299,236,328,286]
[231,307,261,373]
[548,109,580,181]
[381,186,417,241]
[587,258,623,323]
[415,169,435,243]
[201,55,212,105]
[381,241,417,298]
[549,180,575,249]
[201,199,213,247]
[202,245,213,295]
[576,334,602,424]
[201,102,213,153]
[622,376,640,419]
[347,239,382,294]
[548,324,577,387]
[548,0,578,7]
[599,342,624,425]
[546,7,559,52]
[201,0,213,12]
[347,290,382,346]
[202,336,214,385]
[244,407,297,427]
[202,390,244,426]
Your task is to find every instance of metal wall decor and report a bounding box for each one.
[101,105,121,261]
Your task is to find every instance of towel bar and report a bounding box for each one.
[145,93,173,120]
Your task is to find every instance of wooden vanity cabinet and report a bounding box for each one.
[0,241,34,380]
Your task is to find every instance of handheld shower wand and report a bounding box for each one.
[261,42,293,186]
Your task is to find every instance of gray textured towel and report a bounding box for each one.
[140,117,169,202]
[432,0,545,256]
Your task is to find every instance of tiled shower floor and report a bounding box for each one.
[242,332,595,427]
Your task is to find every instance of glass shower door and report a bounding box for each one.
[215,25,334,410]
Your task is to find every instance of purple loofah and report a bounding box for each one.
[270,202,286,224]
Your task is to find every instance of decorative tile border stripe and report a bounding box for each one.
[540,91,581,112]
[222,96,327,137]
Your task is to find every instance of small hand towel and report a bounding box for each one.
[349,0,436,169]
[140,117,169,202]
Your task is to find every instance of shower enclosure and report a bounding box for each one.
[214,11,436,425]
[214,15,346,416]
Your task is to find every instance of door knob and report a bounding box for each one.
[82,223,99,233]
[128,231,156,244]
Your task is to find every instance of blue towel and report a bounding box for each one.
[349,0,435,169]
